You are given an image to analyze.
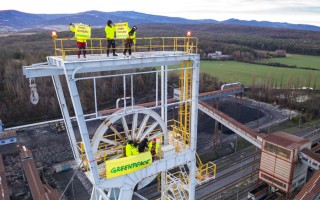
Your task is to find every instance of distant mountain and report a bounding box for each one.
[0,10,319,32]
[222,18,320,32]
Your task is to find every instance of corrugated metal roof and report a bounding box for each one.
[264,131,310,150]
[294,169,320,200]
[301,148,320,163]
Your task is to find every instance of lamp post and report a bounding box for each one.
[50,31,58,56]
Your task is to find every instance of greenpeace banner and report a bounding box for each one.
[115,22,129,39]
[105,152,152,178]
[75,24,91,39]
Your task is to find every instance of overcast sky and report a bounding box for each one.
[1,0,320,26]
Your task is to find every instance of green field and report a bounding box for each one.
[200,60,320,87]
[260,54,320,70]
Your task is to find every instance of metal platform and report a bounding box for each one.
[24,52,199,78]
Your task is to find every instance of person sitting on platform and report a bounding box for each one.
[132,141,139,155]
[138,138,148,153]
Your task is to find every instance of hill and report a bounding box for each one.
[0,10,320,32]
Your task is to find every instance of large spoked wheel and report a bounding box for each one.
[91,106,167,160]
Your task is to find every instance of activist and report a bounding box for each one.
[138,138,148,153]
[125,140,133,157]
[132,141,139,155]
[148,138,160,160]
[105,20,118,57]
[123,25,137,58]
[69,22,90,58]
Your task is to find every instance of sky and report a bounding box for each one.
[1,0,320,26]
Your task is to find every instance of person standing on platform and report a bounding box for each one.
[105,20,118,57]
[123,26,137,58]
[149,138,160,160]
[69,22,89,58]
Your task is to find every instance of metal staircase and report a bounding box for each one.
[166,170,189,200]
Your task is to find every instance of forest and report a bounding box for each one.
[0,23,320,126]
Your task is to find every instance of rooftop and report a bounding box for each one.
[294,169,320,200]
[263,131,310,150]
[301,148,320,163]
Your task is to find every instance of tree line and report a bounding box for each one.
[0,23,319,125]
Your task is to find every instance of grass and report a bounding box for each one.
[266,117,320,134]
[200,60,320,87]
[259,54,320,70]
[235,136,252,151]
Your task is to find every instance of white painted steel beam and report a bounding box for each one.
[91,186,109,200]
[188,59,200,200]
[23,53,200,78]
[23,66,64,78]
[62,68,100,184]
[52,75,80,162]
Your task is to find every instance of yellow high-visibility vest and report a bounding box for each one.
[148,141,160,154]
[132,146,139,155]
[155,142,160,154]
[70,25,87,43]
[105,25,115,39]
[125,144,133,157]
[148,142,152,151]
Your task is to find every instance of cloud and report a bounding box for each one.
[1,0,320,26]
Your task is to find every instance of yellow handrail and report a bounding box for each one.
[52,37,198,59]
[196,152,203,167]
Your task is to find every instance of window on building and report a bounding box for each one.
[264,142,291,160]
[261,173,287,189]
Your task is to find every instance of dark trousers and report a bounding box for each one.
[123,39,133,55]
[77,42,86,57]
[107,39,116,55]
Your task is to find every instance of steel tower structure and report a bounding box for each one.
[23,37,216,200]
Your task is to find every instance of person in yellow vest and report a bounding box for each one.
[123,26,137,58]
[69,22,88,58]
[148,138,160,160]
[105,20,118,57]
[125,140,133,157]
[131,141,139,155]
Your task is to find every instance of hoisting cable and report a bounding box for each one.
[29,78,39,105]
